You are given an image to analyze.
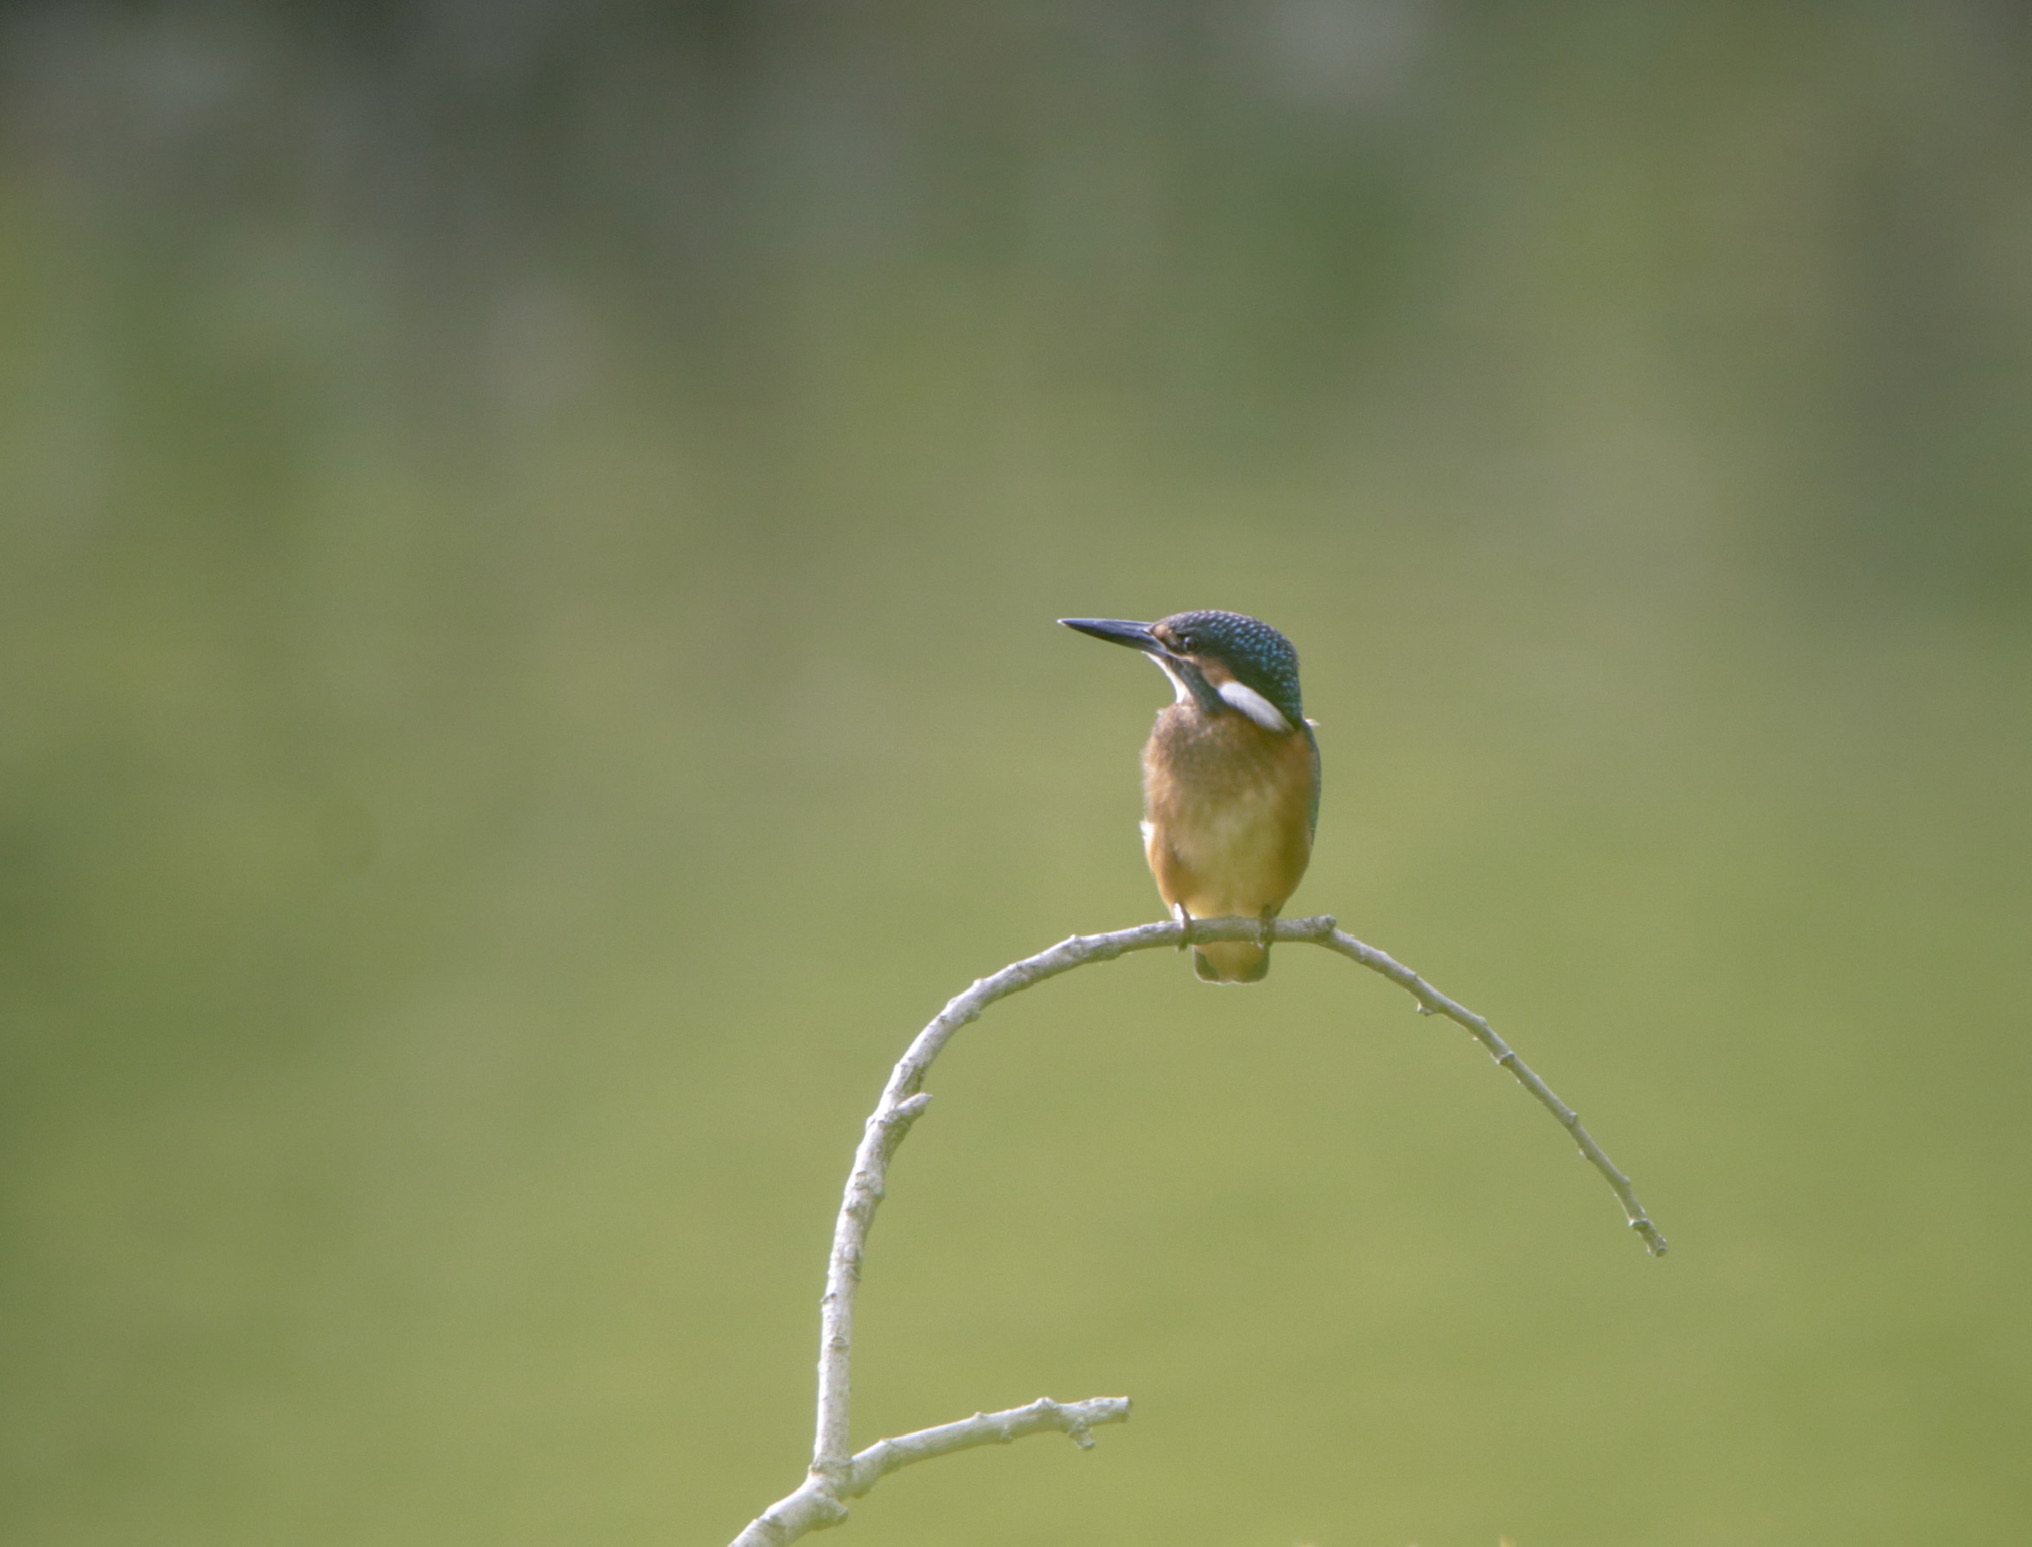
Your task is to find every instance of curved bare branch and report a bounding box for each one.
[726,914,1666,1546]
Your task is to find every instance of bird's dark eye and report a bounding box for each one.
[1174,633,1196,652]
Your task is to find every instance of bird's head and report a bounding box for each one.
[1060,610,1305,732]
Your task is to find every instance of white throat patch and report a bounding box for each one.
[1147,654,1197,705]
[1217,678,1293,733]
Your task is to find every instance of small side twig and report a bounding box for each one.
[732,1397,1130,1546]
[726,914,1665,1546]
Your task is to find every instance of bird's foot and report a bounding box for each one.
[1173,904,1194,952]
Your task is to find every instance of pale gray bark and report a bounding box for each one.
[727,913,1666,1546]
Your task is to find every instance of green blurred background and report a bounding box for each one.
[3,3,2029,1543]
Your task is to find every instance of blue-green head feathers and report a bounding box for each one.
[1151,610,1304,728]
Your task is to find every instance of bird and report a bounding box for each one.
[1060,610,1320,983]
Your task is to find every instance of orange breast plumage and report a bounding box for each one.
[1141,705,1318,982]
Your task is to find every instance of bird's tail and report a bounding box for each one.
[1192,941,1270,984]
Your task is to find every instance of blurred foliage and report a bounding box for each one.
[1,2,2029,1544]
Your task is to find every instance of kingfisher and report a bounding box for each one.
[1061,610,1320,984]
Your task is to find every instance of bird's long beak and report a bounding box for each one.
[1060,618,1163,654]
